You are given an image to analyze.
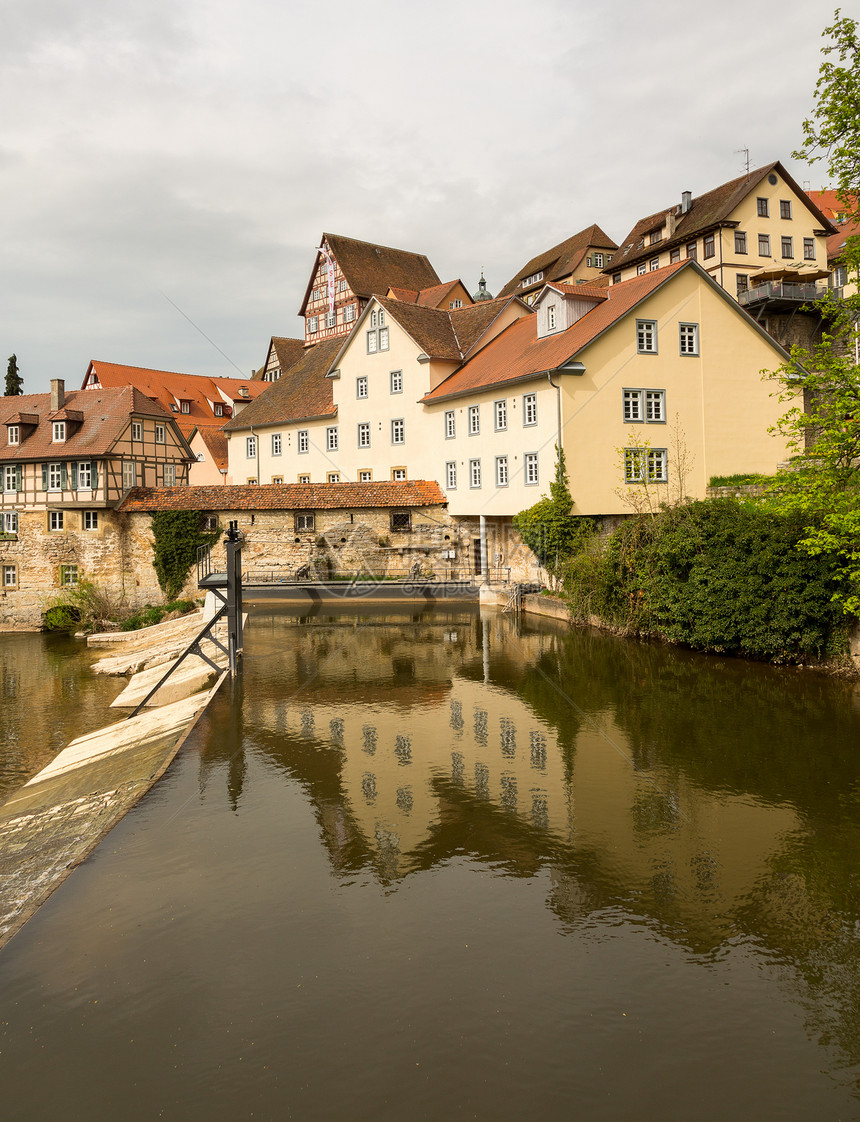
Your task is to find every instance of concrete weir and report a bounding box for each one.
[0,627,228,951]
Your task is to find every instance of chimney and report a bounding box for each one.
[51,379,65,411]
[681,190,692,214]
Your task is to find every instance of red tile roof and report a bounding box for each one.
[549,283,608,301]
[415,280,471,308]
[194,427,228,470]
[422,261,698,402]
[826,215,860,262]
[497,224,618,298]
[83,361,268,435]
[118,480,446,512]
[0,386,186,462]
[807,189,858,222]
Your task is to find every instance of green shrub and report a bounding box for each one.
[562,500,847,663]
[120,599,196,631]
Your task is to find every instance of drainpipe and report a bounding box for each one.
[547,371,562,450]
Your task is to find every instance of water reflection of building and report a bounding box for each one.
[234,609,806,951]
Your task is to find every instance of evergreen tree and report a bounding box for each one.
[5,354,22,396]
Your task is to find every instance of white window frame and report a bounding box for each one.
[326,427,338,452]
[358,422,371,448]
[1,511,18,534]
[366,330,378,354]
[122,461,136,490]
[155,423,166,444]
[308,316,319,334]
[8,425,19,445]
[469,458,482,488]
[636,320,657,354]
[77,461,92,490]
[679,323,699,356]
[594,252,604,267]
[650,257,660,270]
[49,510,64,531]
[298,473,310,484]
[390,370,403,394]
[298,430,309,454]
[344,304,356,323]
[494,399,507,431]
[623,389,643,422]
[625,448,668,484]
[181,400,190,414]
[547,305,556,330]
[391,419,405,445]
[523,393,537,426]
[246,435,257,459]
[358,470,372,483]
[131,421,143,441]
[3,465,19,493]
[391,468,406,482]
[60,563,78,586]
[84,510,98,530]
[525,452,539,485]
[3,563,16,587]
[495,455,509,487]
[468,405,480,435]
[379,327,389,351]
[327,472,340,483]
[445,461,457,489]
[163,463,176,486]
[47,462,63,491]
[645,390,666,422]
[445,410,455,439]
[52,421,65,442]
[356,376,368,399]
[271,433,282,456]
[325,312,337,329]
[637,263,647,276]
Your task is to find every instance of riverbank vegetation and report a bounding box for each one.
[43,580,197,634]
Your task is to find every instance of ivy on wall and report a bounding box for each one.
[151,511,219,601]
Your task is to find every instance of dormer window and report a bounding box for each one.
[521,271,544,288]
[7,425,19,445]
[52,421,66,442]
[547,305,557,330]
[649,231,662,246]
[181,400,190,413]
[214,403,223,417]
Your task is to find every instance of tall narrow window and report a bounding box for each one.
[246,435,256,458]
[757,197,769,217]
[445,410,455,438]
[524,452,538,485]
[358,422,371,448]
[298,430,309,454]
[468,405,480,435]
[390,370,403,394]
[735,231,748,254]
[326,427,338,452]
[155,424,166,444]
[271,433,282,455]
[391,419,405,445]
[637,320,657,353]
[356,376,368,399]
[445,461,457,489]
[759,234,771,256]
[523,393,537,426]
[781,236,793,259]
[495,456,509,487]
[469,459,481,488]
[494,400,507,431]
[52,421,66,442]
[163,463,176,486]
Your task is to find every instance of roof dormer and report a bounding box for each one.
[533,283,607,339]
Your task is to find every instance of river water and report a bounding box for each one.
[1,604,860,1120]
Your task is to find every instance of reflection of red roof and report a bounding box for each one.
[82,361,268,436]
[118,479,447,512]
[422,261,692,402]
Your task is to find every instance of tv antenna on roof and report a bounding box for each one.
[735,147,751,176]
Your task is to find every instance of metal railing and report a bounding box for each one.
[739,281,829,306]
[240,565,500,585]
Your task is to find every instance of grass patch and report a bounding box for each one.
[120,600,197,631]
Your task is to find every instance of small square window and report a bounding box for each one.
[390,510,411,532]
[295,512,315,531]
[669,248,681,263]
[650,257,660,271]
[358,470,372,482]
[326,312,336,329]
[327,472,340,483]
[391,468,406,481]
[637,262,647,276]
[271,475,283,484]
[298,473,311,484]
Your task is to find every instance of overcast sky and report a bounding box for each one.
[1,0,840,394]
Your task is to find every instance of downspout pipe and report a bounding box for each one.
[547,371,562,450]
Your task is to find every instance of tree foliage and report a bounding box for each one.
[5,354,22,396]
[512,445,593,588]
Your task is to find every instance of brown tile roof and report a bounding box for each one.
[221,337,341,431]
[609,162,838,274]
[299,233,441,315]
[387,286,420,303]
[497,224,618,298]
[374,298,462,361]
[423,261,733,402]
[449,297,527,356]
[0,386,185,462]
[195,427,228,470]
[250,337,307,382]
[118,480,446,512]
[415,280,471,308]
[826,215,860,262]
[83,361,268,435]
[549,283,608,301]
